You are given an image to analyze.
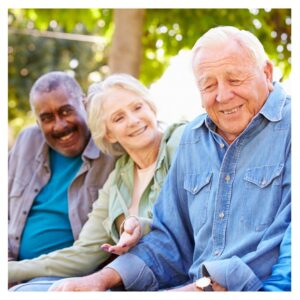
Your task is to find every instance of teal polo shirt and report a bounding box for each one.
[18,148,83,260]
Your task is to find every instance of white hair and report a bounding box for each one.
[29,71,84,115]
[192,26,270,69]
[87,73,157,156]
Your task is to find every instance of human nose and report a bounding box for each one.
[53,116,68,132]
[127,113,140,127]
[215,82,234,103]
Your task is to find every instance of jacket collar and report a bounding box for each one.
[81,136,101,160]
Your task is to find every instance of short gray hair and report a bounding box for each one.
[192,26,270,69]
[87,73,157,156]
[29,71,84,114]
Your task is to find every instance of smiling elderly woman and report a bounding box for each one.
[8,74,186,291]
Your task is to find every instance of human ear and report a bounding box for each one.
[264,61,274,91]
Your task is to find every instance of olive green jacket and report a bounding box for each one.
[8,122,186,283]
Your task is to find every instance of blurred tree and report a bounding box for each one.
[109,9,146,77]
[8,8,291,141]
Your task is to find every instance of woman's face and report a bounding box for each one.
[103,86,160,154]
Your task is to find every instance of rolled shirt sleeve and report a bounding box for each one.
[107,253,159,291]
[203,256,262,291]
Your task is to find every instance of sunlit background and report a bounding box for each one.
[8,8,291,147]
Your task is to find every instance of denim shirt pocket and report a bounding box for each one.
[243,164,284,231]
[184,172,213,229]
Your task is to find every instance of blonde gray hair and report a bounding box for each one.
[87,73,157,156]
[192,26,270,69]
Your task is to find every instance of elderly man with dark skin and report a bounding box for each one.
[48,26,290,292]
[8,72,115,287]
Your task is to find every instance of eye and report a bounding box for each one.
[40,114,54,123]
[229,79,242,85]
[135,103,143,111]
[61,107,73,116]
[201,83,216,93]
[113,115,124,123]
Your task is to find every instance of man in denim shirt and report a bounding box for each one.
[50,26,290,292]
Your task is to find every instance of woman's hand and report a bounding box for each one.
[101,216,142,255]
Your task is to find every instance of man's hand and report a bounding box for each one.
[101,216,141,255]
[171,281,227,291]
[49,268,122,291]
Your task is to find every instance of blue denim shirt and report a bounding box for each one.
[108,82,291,291]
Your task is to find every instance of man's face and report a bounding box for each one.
[193,41,273,144]
[32,86,90,157]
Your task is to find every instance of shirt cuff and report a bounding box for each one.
[106,253,159,291]
[203,256,262,291]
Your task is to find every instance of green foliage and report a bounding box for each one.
[8,8,291,141]
[141,8,291,85]
[8,9,113,138]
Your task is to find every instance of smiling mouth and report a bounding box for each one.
[129,126,147,137]
[53,128,77,145]
[221,105,243,115]
[59,132,74,142]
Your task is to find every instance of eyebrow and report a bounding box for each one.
[39,104,74,118]
[109,100,142,120]
[58,104,74,112]
[39,112,53,119]
[197,77,213,86]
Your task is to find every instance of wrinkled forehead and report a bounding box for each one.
[192,40,256,74]
[32,85,83,111]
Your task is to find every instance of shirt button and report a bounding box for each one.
[34,188,39,193]
[214,250,220,256]
[15,236,19,241]
[22,210,27,215]
[219,212,225,219]
[225,175,230,182]
[220,143,225,148]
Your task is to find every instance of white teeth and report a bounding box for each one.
[130,126,146,137]
[59,132,73,141]
[223,106,240,115]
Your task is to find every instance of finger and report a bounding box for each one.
[119,228,141,249]
[123,217,140,234]
[111,245,131,255]
[100,243,113,252]
[212,281,227,291]
[105,245,121,254]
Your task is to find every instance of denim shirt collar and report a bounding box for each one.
[259,82,287,122]
[192,81,287,132]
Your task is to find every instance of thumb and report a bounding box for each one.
[123,217,139,234]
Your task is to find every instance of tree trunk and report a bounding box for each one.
[108,9,146,78]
